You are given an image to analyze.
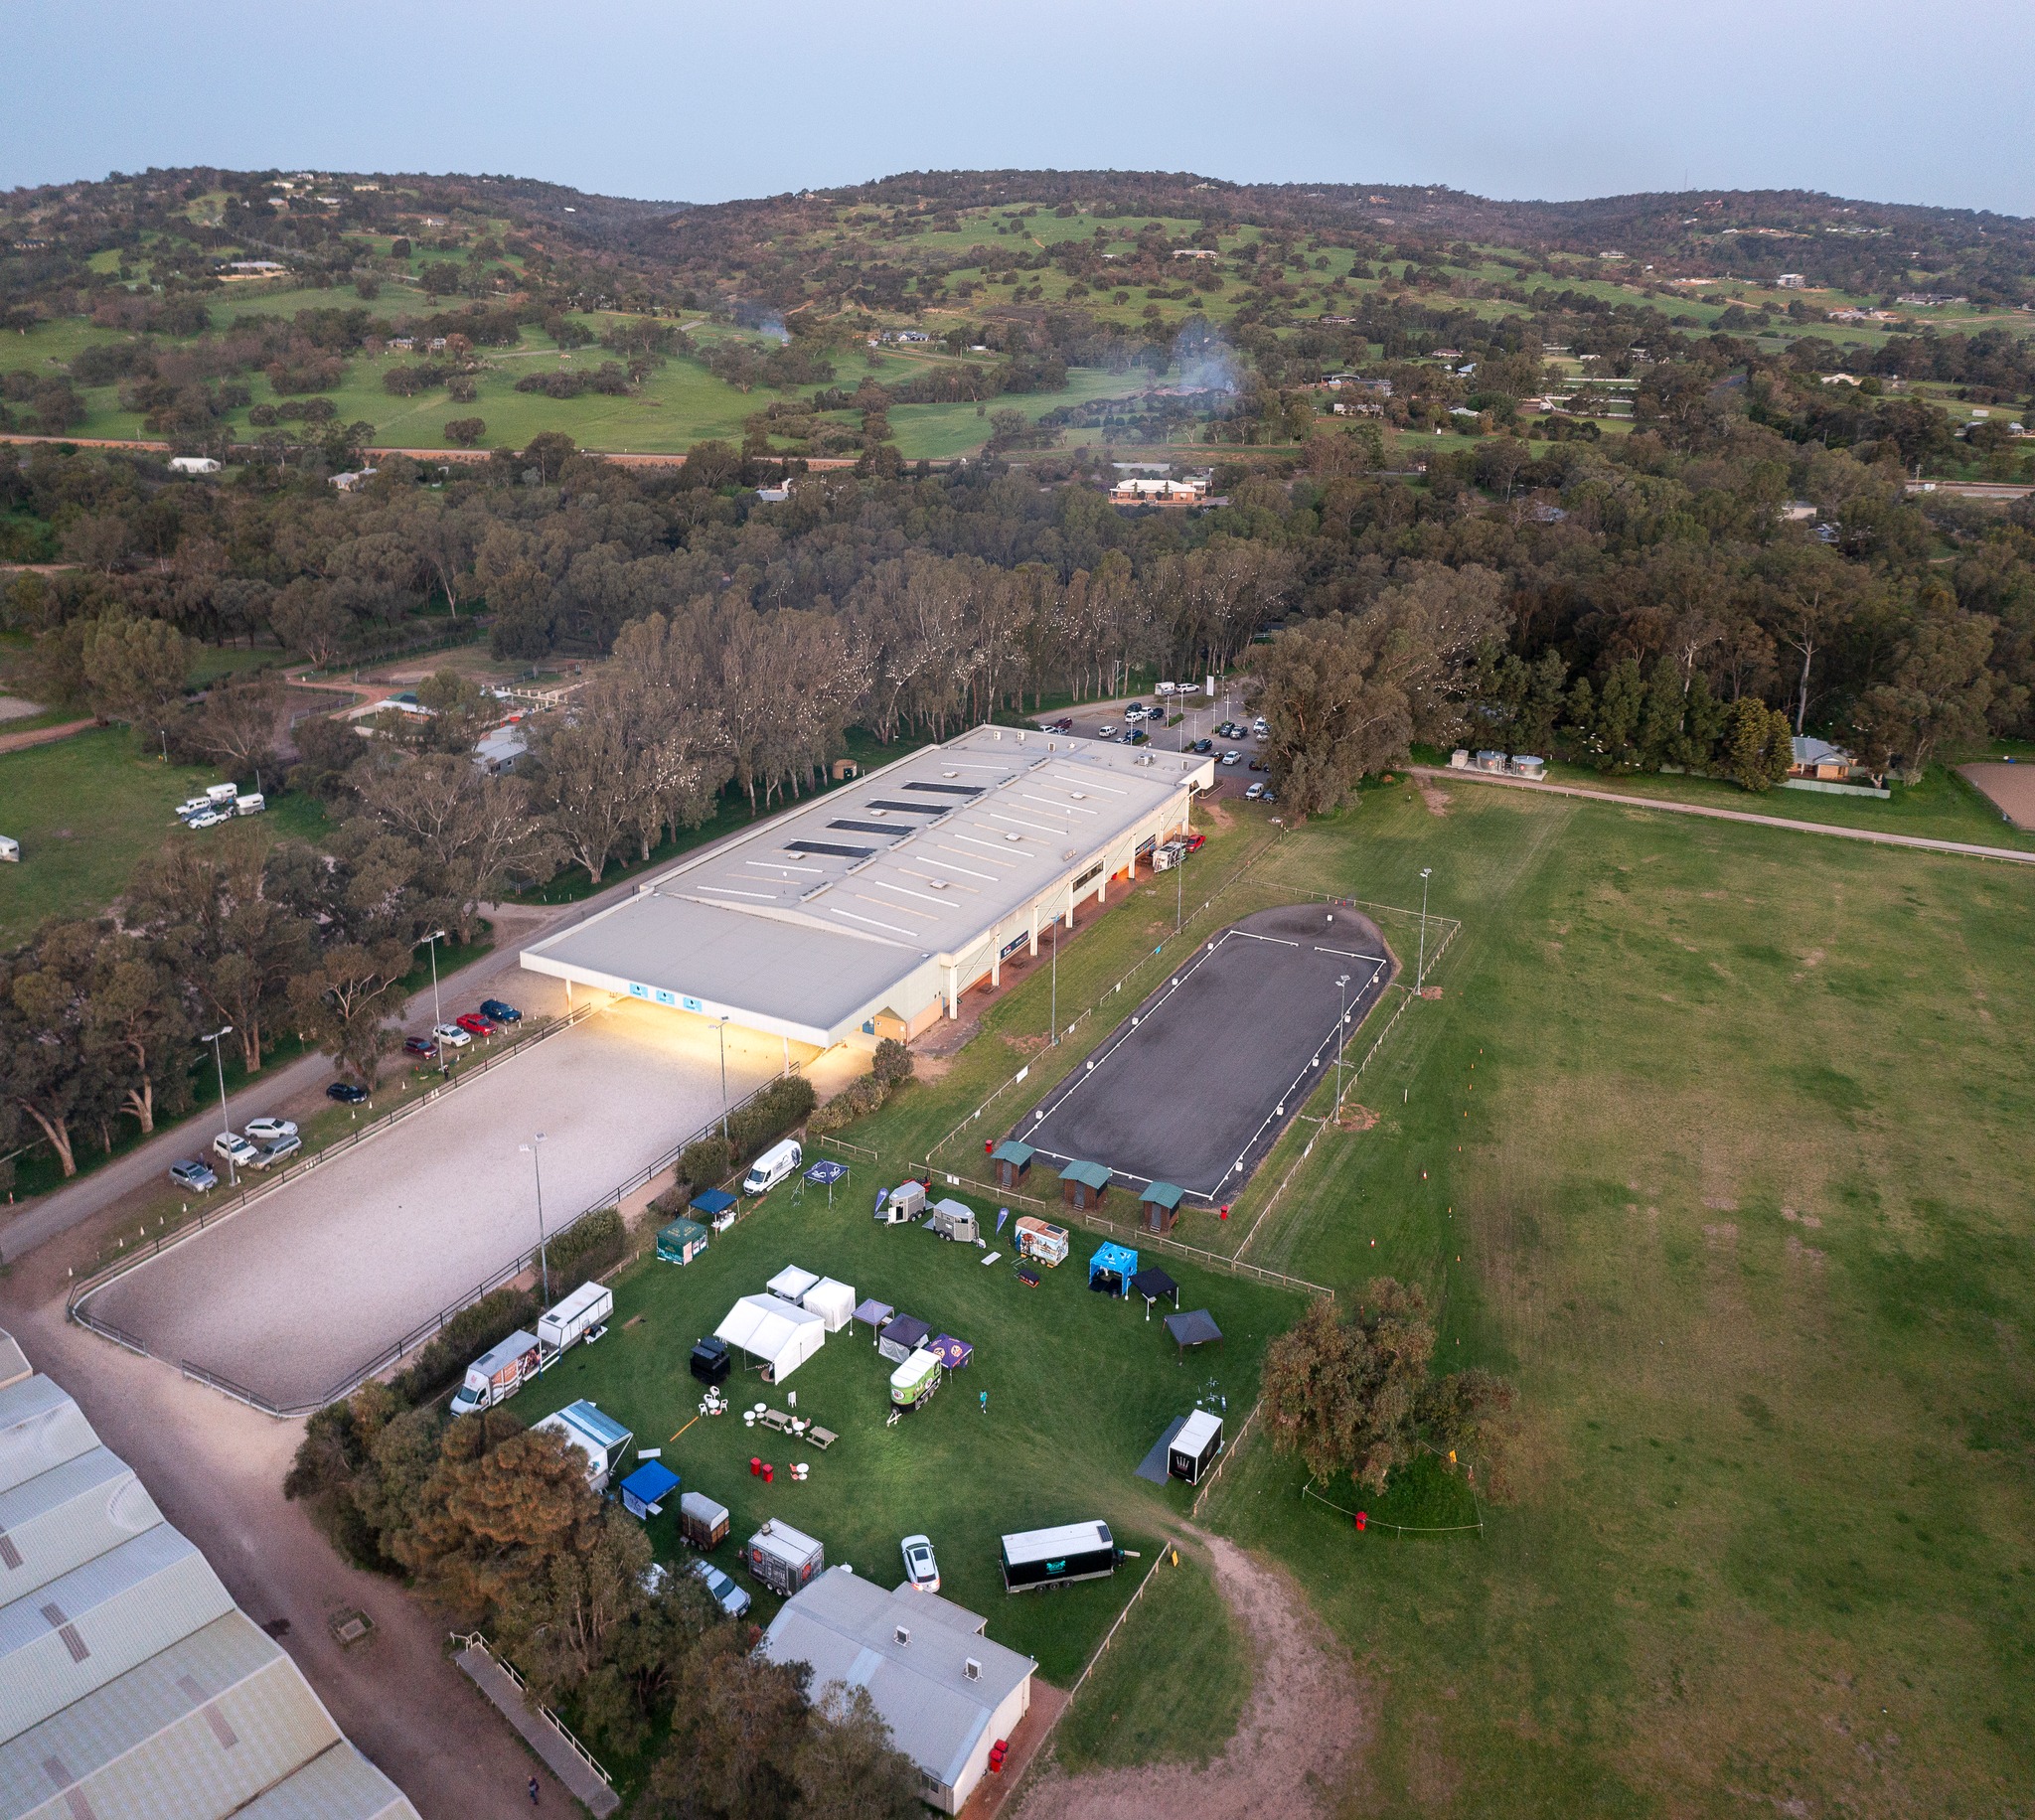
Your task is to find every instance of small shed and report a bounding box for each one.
[620,1459,681,1520]
[990,1139,1035,1189]
[769,1265,822,1303]
[693,1188,738,1232]
[800,1277,857,1332]
[877,1312,932,1364]
[1130,1267,1179,1319]
[657,1217,709,1266]
[1060,1159,1112,1211]
[1164,1308,1224,1359]
[928,1333,973,1370]
[679,1490,729,1551]
[852,1297,894,1338]
[1168,1410,1224,1483]
[1140,1181,1186,1234]
[1089,1243,1139,1297]
[831,757,861,781]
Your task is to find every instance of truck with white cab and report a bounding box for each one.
[450,1330,542,1416]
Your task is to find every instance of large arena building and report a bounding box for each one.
[522,726,1215,1050]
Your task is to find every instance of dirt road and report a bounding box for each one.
[1018,1535,1368,1820]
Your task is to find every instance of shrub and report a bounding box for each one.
[810,1071,885,1134]
[726,1075,817,1155]
[390,1285,535,1406]
[546,1205,626,1285]
[679,1135,734,1191]
[871,1037,914,1088]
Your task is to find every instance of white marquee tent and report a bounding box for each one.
[768,1265,822,1303]
[800,1277,857,1332]
[715,1293,827,1383]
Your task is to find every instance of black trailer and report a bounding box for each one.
[1000,1520,1118,1592]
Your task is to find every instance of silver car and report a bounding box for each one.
[690,1558,751,1619]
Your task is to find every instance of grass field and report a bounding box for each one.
[1176,780,2035,1816]
[517,1177,1301,1687]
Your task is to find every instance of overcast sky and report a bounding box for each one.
[8,0,2030,217]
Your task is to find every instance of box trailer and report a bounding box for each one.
[1168,1410,1224,1484]
[875,1180,926,1226]
[679,1491,730,1551]
[929,1198,979,1243]
[746,1518,825,1596]
[1000,1520,1118,1592]
[888,1347,943,1411]
[1014,1218,1069,1267]
[449,1330,542,1416]
[538,1282,612,1357]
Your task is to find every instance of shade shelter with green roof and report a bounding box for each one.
[657,1217,710,1266]
[990,1138,1035,1190]
[1140,1181,1185,1234]
[1059,1158,1112,1211]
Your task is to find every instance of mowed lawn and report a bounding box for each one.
[519,1176,1300,1686]
[1198,778,2035,1816]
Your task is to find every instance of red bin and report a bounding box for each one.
[762,1462,775,1484]
[750,1456,761,1476]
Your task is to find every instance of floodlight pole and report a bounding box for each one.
[200,1025,235,1186]
[1335,975,1349,1113]
[718,1015,730,1138]
[521,1134,549,1302]
[1417,867,1433,989]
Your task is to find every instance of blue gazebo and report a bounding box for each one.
[1088,1242,1140,1297]
[619,1458,680,1520]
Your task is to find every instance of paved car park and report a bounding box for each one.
[84,1001,801,1410]
[1015,904,1396,1203]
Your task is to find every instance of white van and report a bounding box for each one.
[742,1138,803,1195]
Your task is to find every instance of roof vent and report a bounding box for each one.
[928,878,949,890]
[1005,833,1021,842]
[943,770,960,779]
[894,1625,911,1646]
[964,1657,982,1681]
[1069,791,1085,800]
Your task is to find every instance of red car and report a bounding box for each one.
[1182,833,1207,853]
[455,1012,498,1036]
[1049,717,1074,732]
[403,1034,438,1058]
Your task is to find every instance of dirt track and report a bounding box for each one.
[1018,1535,1368,1820]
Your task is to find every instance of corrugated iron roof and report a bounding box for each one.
[0,1445,161,1599]
[231,1740,421,1820]
[0,1379,97,1497]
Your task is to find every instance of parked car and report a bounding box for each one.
[1220,750,1242,766]
[900,1533,941,1593]
[479,998,522,1023]
[326,1081,369,1104]
[1125,728,1148,745]
[185,810,227,831]
[1245,782,1266,801]
[169,1158,218,1192]
[244,1116,296,1143]
[1249,758,1268,772]
[1190,737,1213,754]
[1095,724,1116,739]
[1260,790,1277,804]
[434,1022,473,1048]
[1125,701,1147,719]
[1252,717,1269,735]
[175,797,214,819]
[690,1557,752,1619]
[212,1131,258,1167]
[1182,833,1207,853]
[247,1133,302,1169]
[1049,717,1074,732]
[403,1034,439,1058]
[454,1012,497,1036]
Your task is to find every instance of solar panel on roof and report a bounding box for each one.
[862,800,950,815]
[902,781,984,796]
[828,821,908,836]
[786,840,876,858]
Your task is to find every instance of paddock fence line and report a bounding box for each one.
[921,827,1291,1168]
[449,1632,614,1788]
[66,996,612,1310]
[914,1165,1332,1299]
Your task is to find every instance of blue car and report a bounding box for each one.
[479,998,523,1023]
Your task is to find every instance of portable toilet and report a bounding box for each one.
[990,1139,1034,1189]
[888,1346,943,1411]
[1140,1181,1185,1235]
[1088,1242,1139,1297]
[1168,1410,1224,1483]
[746,1519,825,1596]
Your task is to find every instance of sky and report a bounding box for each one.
[7,0,2031,218]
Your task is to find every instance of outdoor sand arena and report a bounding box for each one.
[1014,904,1396,1203]
[1958,761,2035,831]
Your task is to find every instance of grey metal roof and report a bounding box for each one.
[524,727,1211,1041]
[760,1569,1033,1793]
[0,1526,236,1741]
[0,1340,26,1396]
[0,1444,162,1599]
[231,1741,421,1820]
[0,1611,339,1820]
[0,1378,98,1497]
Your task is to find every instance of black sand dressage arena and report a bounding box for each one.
[1015,903,1396,1203]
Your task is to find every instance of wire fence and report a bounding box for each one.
[1300,1476,1485,1536]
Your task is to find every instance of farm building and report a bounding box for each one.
[0,1328,421,1819]
[522,727,1213,1051]
[1060,1159,1112,1211]
[760,1567,1035,1815]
